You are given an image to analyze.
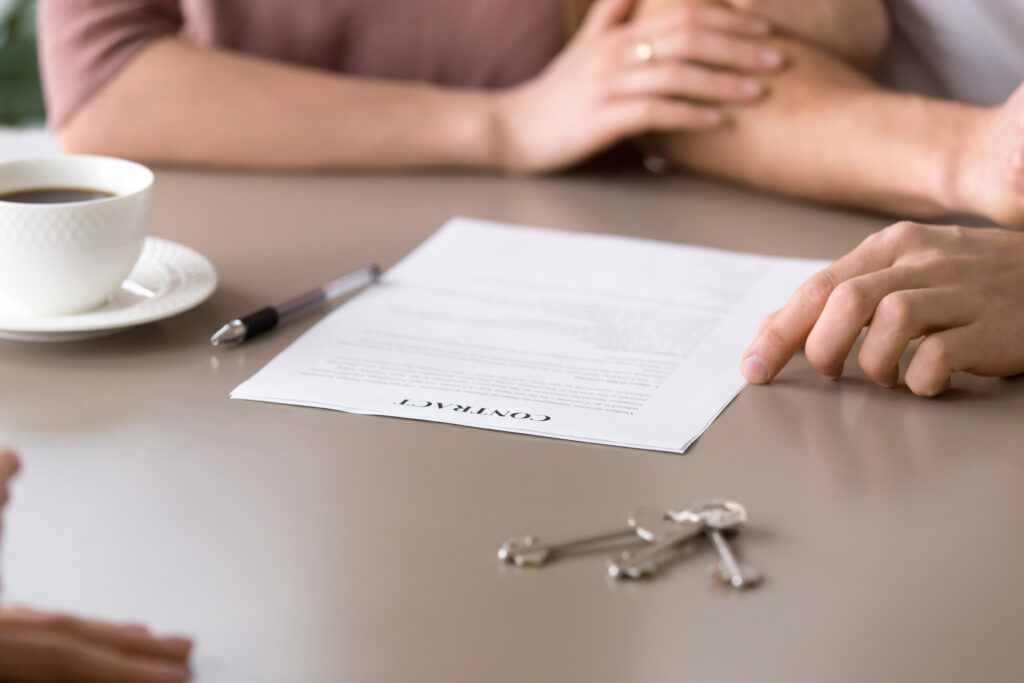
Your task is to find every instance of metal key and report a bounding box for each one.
[498,507,683,567]
[688,500,763,589]
[609,499,746,580]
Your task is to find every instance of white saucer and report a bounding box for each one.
[0,237,217,342]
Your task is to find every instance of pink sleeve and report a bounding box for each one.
[37,0,184,128]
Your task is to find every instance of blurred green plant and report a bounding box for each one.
[0,0,45,125]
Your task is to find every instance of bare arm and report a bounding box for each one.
[59,39,501,169]
[644,35,971,217]
[57,0,785,172]
[635,0,1024,227]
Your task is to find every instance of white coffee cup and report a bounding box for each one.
[0,155,154,317]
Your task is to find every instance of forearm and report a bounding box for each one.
[641,0,890,69]
[645,36,981,218]
[814,0,890,68]
[59,39,501,169]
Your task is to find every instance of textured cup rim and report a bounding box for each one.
[0,155,154,206]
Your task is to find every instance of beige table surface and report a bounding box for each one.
[2,168,1023,683]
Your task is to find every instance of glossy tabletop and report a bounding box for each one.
[2,167,1022,683]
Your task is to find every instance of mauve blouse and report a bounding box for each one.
[38,0,570,127]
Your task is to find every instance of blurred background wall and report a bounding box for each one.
[0,0,45,125]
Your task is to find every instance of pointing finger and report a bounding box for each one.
[741,229,898,383]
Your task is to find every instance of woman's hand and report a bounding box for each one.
[720,0,890,68]
[741,222,1024,396]
[0,448,193,682]
[494,0,784,173]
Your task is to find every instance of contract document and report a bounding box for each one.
[232,218,829,453]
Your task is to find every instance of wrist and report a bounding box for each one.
[415,84,505,170]
[934,102,991,216]
[488,86,533,174]
[456,90,505,171]
[867,94,982,217]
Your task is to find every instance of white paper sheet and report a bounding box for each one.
[232,218,829,453]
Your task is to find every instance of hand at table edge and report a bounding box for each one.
[740,221,1024,396]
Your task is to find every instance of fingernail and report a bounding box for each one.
[166,635,194,648]
[758,48,785,68]
[742,355,770,383]
[738,78,764,98]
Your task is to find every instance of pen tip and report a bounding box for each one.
[210,320,247,347]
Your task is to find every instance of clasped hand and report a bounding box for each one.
[495,0,784,172]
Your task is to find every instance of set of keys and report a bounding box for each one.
[498,499,762,589]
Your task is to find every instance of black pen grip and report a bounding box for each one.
[240,306,280,340]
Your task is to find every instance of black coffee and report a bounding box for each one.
[0,187,115,204]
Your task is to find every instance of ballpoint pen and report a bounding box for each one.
[210,264,380,346]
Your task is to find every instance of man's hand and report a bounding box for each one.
[0,448,193,682]
[720,0,890,68]
[741,222,1024,396]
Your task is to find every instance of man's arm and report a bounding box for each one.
[634,0,1024,228]
[719,0,890,68]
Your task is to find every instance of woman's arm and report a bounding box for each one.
[54,0,784,171]
[58,38,504,169]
